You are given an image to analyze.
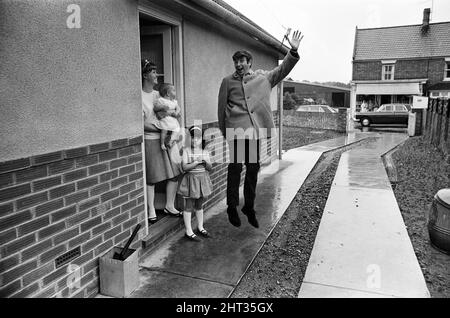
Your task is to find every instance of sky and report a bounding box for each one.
[224,0,450,83]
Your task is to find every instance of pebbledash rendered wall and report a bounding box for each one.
[0,0,146,298]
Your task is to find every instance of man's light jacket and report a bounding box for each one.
[218,50,299,140]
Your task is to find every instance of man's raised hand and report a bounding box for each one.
[287,30,303,51]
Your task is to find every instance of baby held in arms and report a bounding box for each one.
[153,83,182,150]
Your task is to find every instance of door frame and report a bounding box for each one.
[138,1,185,233]
[138,1,184,122]
[140,25,173,84]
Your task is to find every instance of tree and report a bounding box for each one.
[290,93,302,105]
[283,92,297,110]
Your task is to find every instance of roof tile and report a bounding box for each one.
[355,22,450,60]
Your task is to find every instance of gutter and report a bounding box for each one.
[352,79,429,84]
[174,0,289,57]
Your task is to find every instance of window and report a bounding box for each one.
[394,105,407,112]
[315,106,325,113]
[430,91,450,99]
[445,61,450,81]
[379,105,393,112]
[382,64,395,80]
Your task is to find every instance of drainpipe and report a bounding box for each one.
[278,81,284,160]
[176,0,289,57]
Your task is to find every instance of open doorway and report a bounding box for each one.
[139,7,184,226]
[380,95,392,105]
[332,92,345,108]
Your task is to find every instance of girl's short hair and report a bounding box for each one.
[188,125,207,149]
[158,83,173,98]
[141,59,157,76]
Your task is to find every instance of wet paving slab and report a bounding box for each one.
[129,134,370,298]
[299,133,430,298]
[131,269,233,298]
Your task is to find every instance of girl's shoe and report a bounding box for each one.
[196,229,211,238]
[184,233,201,242]
[148,217,157,224]
[164,208,182,217]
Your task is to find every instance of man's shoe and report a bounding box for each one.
[227,206,241,227]
[242,206,259,228]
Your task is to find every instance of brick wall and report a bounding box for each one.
[352,61,382,81]
[0,136,146,298]
[427,59,446,86]
[283,109,348,132]
[353,58,446,85]
[395,59,429,80]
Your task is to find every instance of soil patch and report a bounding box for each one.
[390,136,450,298]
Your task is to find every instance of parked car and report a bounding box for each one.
[296,105,338,113]
[355,103,411,127]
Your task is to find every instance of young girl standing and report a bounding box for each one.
[178,126,213,241]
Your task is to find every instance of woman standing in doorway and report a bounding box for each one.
[141,59,183,223]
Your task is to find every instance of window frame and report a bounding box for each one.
[444,60,450,81]
[382,64,395,81]
[394,105,407,112]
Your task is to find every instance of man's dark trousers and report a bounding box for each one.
[227,138,260,209]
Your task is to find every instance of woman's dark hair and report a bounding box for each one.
[141,59,157,77]
[158,83,173,98]
[188,125,207,149]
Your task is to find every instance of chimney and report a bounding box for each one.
[422,8,430,34]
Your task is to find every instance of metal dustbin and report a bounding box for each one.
[428,189,450,254]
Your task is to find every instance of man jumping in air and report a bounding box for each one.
[218,30,304,228]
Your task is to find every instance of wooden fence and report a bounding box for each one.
[425,98,450,161]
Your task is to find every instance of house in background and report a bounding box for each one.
[0,0,287,298]
[350,8,450,115]
[283,80,351,108]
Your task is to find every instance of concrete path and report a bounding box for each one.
[129,133,369,298]
[298,133,430,298]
